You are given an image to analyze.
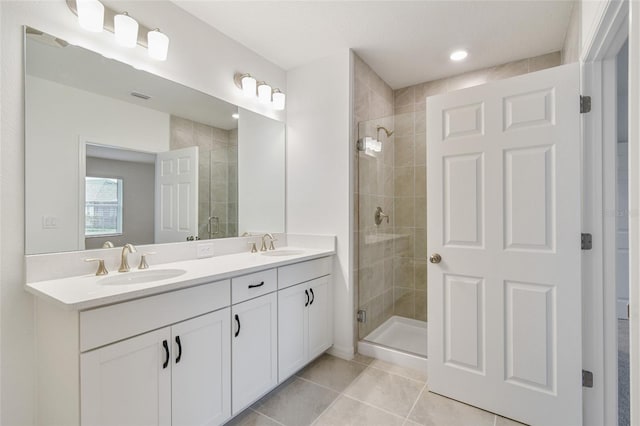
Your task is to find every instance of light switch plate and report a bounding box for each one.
[197,243,214,258]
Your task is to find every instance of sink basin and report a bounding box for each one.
[99,269,187,285]
[261,249,305,257]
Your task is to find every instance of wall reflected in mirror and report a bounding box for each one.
[24,27,285,255]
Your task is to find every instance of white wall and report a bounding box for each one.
[25,75,169,254]
[0,2,285,424]
[286,50,354,358]
[237,108,285,235]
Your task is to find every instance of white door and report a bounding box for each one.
[278,283,308,382]
[427,63,581,426]
[307,276,333,359]
[155,146,198,243]
[172,309,231,426]
[81,328,171,426]
[231,293,278,414]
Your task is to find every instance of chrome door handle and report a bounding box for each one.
[429,253,442,264]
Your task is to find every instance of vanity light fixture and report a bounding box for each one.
[450,50,468,61]
[68,1,170,61]
[76,0,104,32]
[240,74,257,98]
[257,82,272,104]
[147,29,169,61]
[234,72,286,110]
[114,12,138,48]
[272,89,286,111]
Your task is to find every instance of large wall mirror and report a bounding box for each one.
[24,27,285,255]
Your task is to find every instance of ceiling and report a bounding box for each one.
[172,1,575,89]
[26,31,238,130]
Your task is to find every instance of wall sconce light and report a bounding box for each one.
[234,73,285,110]
[67,0,170,61]
[257,82,272,104]
[272,89,286,111]
[147,29,169,61]
[76,0,104,32]
[114,12,138,48]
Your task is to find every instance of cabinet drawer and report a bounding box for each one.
[80,280,230,352]
[278,257,332,289]
[232,269,277,304]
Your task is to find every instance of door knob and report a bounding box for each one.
[429,253,442,264]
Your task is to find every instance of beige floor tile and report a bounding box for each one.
[344,367,424,417]
[496,415,528,426]
[313,395,405,426]
[402,421,422,426]
[253,377,338,426]
[226,409,282,426]
[368,359,428,383]
[407,390,495,426]
[297,354,367,392]
[352,353,375,365]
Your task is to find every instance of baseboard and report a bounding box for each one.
[326,344,354,360]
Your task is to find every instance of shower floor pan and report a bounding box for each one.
[359,316,428,371]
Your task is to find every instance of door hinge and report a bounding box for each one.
[580,95,592,113]
[581,233,593,250]
[582,370,594,388]
[357,309,367,323]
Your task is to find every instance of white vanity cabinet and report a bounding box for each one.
[230,270,279,415]
[277,258,333,382]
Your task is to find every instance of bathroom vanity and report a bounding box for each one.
[27,247,334,426]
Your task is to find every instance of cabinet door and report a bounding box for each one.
[308,276,333,360]
[232,293,278,414]
[81,327,172,426]
[278,283,308,382]
[172,309,231,426]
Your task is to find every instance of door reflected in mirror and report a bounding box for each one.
[24,27,285,255]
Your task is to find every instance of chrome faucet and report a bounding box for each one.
[260,233,276,251]
[118,243,137,272]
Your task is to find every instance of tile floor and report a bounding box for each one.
[226,354,525,426]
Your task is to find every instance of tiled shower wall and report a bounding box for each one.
[355,51,562,341]
[170,116,238,240]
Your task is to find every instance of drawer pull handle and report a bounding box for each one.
[305,290,310,307]
[162,340,170,369]
[235,314,241,337]
[248,281,265,289]
[310,288,315,305]
[175,336,182,363]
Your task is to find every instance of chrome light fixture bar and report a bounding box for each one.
[67,0,170,61]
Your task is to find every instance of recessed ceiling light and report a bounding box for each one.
[232,113,239,119]
[450,50,468,61]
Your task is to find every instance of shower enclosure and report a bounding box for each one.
[356,113,428,364]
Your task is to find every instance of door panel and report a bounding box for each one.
[278,283,308,382]
[427,63,581,426]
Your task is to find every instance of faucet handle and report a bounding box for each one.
[138,252,156,270]
[85,258,108,276]
[269,239,278,250]
[248,242,258,253]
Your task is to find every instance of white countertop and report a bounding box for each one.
[25,247,334,311]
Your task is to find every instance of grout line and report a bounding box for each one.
[309,391,341,426]
[248,408,286,426]
[403,381,428,425]
[339,392,414,422]
[365,362,428,385]
[294,375,345,395]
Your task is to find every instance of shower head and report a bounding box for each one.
[376,125,394,138]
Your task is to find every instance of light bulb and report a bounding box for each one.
[257,82,272,104]
[272,89,286,110]
[147,29,169,61]
[114,12,138,48]
[241,74,256,97]
[76,0,104,32]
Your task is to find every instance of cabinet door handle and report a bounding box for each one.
[310,288,315,305]
[175,336,182,363]
[248,281,264,289]
[234,314,241,337]
[162,340,170,369]
[305,289,310,307]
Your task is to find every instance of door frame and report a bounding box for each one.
[581,1,629,425]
